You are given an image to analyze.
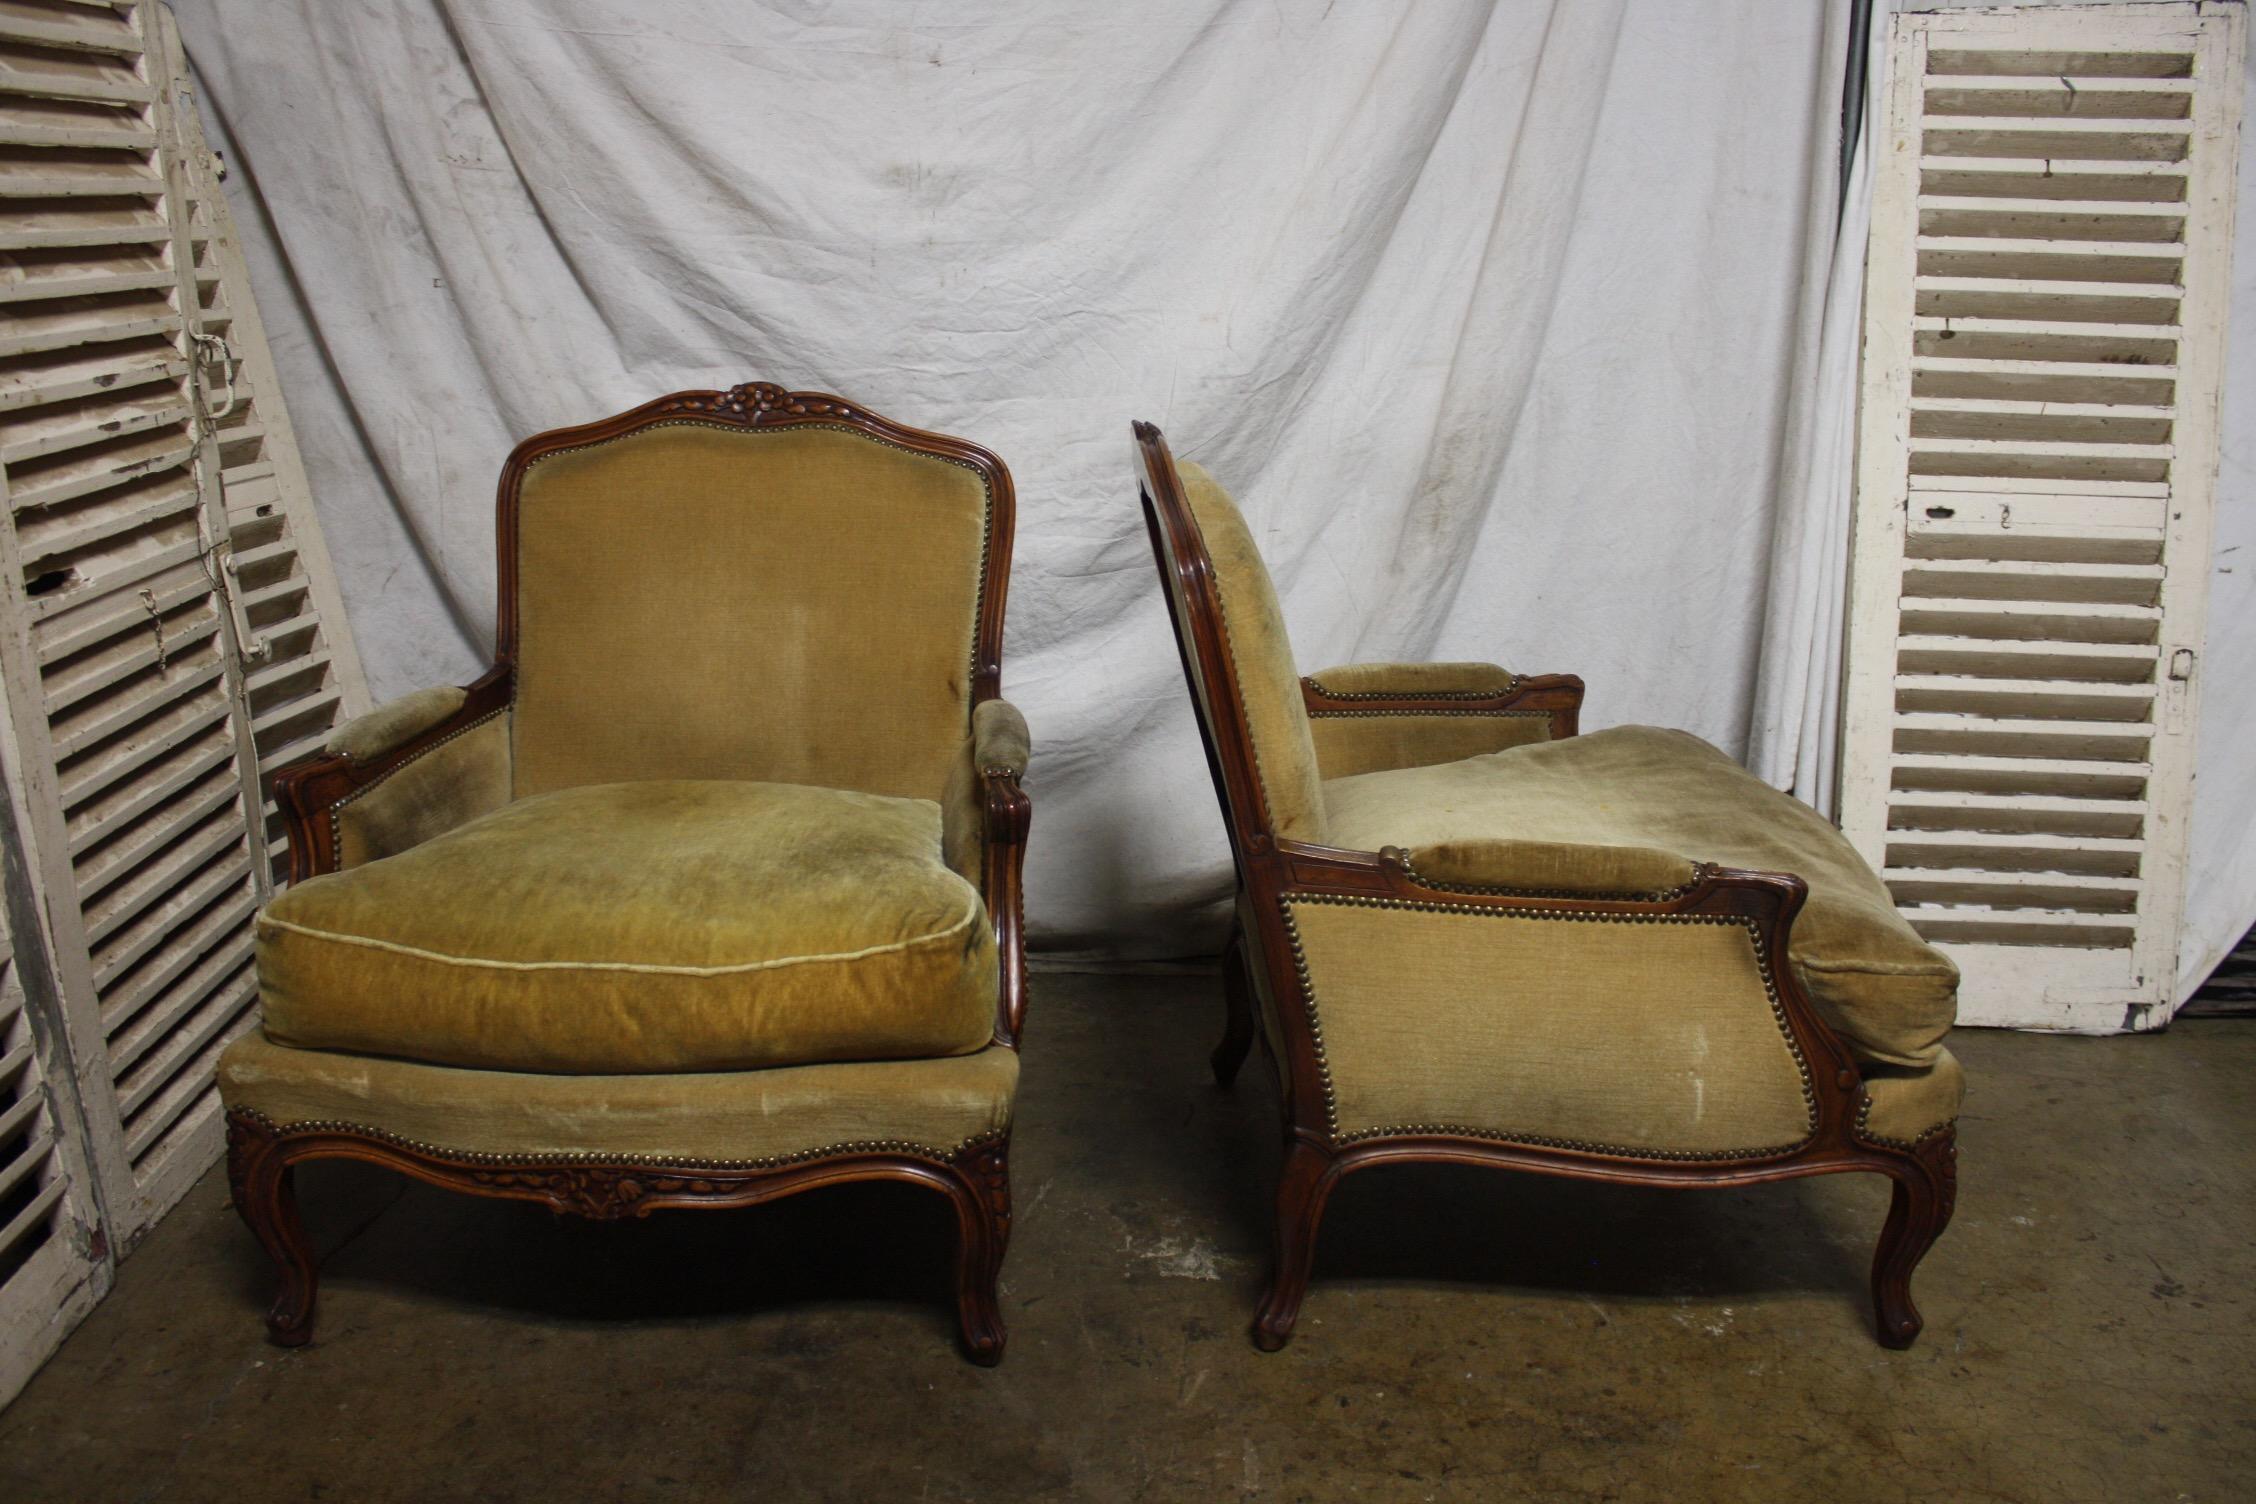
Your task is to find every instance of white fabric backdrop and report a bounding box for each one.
[173,0,2256,997]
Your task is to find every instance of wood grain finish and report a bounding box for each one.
[1132,419,1955,1352]
[226,1111,1011,1362]
[245,385,1026,1364]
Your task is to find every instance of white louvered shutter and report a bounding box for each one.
[0,0,365,1289]
[0,799,108,1411]
[148,7,367,883]
[1840,3,2245,1031]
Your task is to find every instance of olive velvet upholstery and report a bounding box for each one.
[510,423,993,802]
[259,782,997,1075]
[1173,458,1962,1138]
[1139,430,1960,1351]
[218,385,1030,1363]
[219,1032,1019,1167]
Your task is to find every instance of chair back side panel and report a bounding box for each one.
[508,413,998,803]
[1134,429,1325,854]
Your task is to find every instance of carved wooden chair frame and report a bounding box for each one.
[1132,421,1955,1352]
[230,383,1028,1364]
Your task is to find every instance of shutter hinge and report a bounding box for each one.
[2165,648,2196,732]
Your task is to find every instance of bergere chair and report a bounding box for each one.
[1133,422,1961,1351]
[218,382,1030,1364]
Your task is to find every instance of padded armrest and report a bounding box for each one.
[1303,661,1520,701]
[942,696,1033,1046]
[326,686,468,764]
[944,698,1032,880]
[1301,664,1583,781]
[972,697,1030,779]
[1395,838,1703,898]
[276,671,514,879]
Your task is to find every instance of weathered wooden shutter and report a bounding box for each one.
[1841,3,2244,1031]
[0,799,107,1410]
[0,0,363,1324]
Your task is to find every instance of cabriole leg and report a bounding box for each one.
[1252,1137,1335,1352]
[1869,1130,1958,1349]
[950,1143,1011,1366]
[226,1112,319,1348]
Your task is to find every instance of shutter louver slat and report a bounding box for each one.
[0,0,362,1401]
[0,0,262,1230]
[146,14,365,882]
[0,823,107,1409]
[84,843,244,969]
[0,0,366,1312]
[1843,5,2244,1030]
[0,1123,53,1204]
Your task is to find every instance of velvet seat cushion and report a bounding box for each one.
[1320,726,1958,1069]
[258,780,998,1075]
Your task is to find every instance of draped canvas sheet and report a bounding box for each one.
[174,1,2256,997]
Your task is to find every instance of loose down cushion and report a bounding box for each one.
[258,781,997,1074]
[1321,726,1960,1069]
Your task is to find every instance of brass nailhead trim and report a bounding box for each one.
[234,1107,1004,1172]
[1304,707,1550,721]
[1850,1092,1957,1152]
[1331,1122,1811,1161]
[327,707,509,867]
[1303,675,1526,702]
[1395,856,1712,904]
[1279,893,1819,1160]
[520,419,998,705]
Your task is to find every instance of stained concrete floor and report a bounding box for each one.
[1,973,2251,1503]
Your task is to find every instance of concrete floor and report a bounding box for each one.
[1,974,2251,1503]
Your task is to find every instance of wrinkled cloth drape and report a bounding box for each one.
[176,0,2256,998]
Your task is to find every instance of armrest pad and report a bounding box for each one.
[327,686,468,764]
[1397,838,1702,897]
[1304,661,1518,700]
[972,697,1031,778]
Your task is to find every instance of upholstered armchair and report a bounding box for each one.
[218,383,1030,1364]
[1133,423,1960,1351]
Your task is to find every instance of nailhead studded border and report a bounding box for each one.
[1278,892,1820,1161]
[1302,674,1526,702]
[232,1106,1005,1172]
[1393,856,1713,904]
[1850,1094,1958,1151]
[518,418,998,713]
[1303,708,1552,724]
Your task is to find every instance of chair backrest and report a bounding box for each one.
[498,383,1013,803]
[1134,423,1325,855]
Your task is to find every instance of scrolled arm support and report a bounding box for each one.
[947,696,1032,1047]
[981,765,1031,1047]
